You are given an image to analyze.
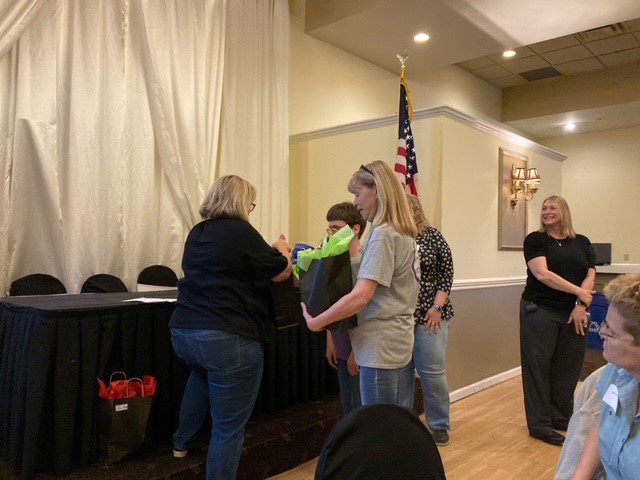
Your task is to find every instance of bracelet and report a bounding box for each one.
[434,305,446,313]
[575,299,590,311]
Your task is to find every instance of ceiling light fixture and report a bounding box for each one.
[564,122,576,132]
[413,33,430,43]
[502,50,516,58]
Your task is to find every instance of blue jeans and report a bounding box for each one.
[413,321,450,430]
[171,328,263,480]
[336,359,361,414]
[359,361,414,408]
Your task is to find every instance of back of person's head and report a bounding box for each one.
[405,193,430,234]
[604,274,640,344]
[199,175,256,221]
[347,161,417,237]
[315,404,446,480]
[326,202,366,239]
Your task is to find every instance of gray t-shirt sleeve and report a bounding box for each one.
[357,227,393,287]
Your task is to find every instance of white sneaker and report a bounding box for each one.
[173,448,188,458]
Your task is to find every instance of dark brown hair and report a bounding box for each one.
[326,202,366,238]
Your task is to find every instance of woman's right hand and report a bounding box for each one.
[325,331,338,369]
[576,288,595,306]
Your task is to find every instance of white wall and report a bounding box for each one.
[289,7,502,136]
[543,126,640,264]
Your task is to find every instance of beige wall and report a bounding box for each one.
[289,10,502,136]
[543,126,640,264]
[440,118,563,280]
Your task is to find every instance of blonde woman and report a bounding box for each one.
[406,194,454,446]
[521,195,595,446]
[302,161,420,407]
[573,275,640,479]
[169,175,291,480]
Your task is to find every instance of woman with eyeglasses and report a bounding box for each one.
[520,195,596,446]
[169,175,292,479]
[572,274,640,479]
[301,161,420,408]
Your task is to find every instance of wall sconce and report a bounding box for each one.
[510,165,541,208]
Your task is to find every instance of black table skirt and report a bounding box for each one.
[0,286,333,478]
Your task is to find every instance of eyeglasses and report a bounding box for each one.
[359,164,374,176]
[326,226,343,236]
[249,203,256,212]
[599,320,634,342]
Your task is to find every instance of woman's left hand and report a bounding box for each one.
[424,307,442,335]
[301,303,323,332]
[568,305,588,336]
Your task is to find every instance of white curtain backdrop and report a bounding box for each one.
[0,0,289,294]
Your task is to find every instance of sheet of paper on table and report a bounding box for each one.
[122,297,177,303]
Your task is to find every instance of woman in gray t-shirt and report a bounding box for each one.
[301,161,420,408]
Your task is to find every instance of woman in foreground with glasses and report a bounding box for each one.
[301,161,420,408]
[572,274,640,480]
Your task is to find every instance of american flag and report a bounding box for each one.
[394,78,419,195]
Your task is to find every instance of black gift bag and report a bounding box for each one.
[98,375,155,465]
[298,250,357,332]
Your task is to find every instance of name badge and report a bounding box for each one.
[602,384,618,414]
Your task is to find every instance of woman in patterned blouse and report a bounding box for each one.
[406,194,454,446]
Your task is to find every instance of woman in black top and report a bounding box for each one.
[169,175,291,479]
[520,195,595,446]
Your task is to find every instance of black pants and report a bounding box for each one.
[519,300,586,436]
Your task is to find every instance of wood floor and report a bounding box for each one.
[268,376,562,480]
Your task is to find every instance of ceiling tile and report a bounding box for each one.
[553,57,605,75]
[528,35,580,54]
[501,55,550,74]
[540,45,593,65]
[598,48,640,67]
[471,64,512,80]
[586,34,640,55]
[457,57,495,70]
[488,46,535,63]
[621,18,640,33]
[490,75,527,88]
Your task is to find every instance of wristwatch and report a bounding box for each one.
[575,299,590,311]
[434,305,446,313]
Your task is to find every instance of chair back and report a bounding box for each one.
[136,265,178,292]
[81,274,128,293]
[9,274,67,296]
[315,404,446,480]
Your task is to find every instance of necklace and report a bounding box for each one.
[549,234,566,246]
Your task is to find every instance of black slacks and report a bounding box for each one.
[519,300,586,435]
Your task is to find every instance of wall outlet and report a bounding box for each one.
[623,253,630,262]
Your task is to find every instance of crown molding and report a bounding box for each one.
[289,105,566,162]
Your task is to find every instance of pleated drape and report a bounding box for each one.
[0,0,290,294]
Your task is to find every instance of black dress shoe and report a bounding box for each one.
[552,421,569,431]
[531,430,565,446]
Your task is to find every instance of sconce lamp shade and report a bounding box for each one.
[513,167,527,180]
[527,168,540,181]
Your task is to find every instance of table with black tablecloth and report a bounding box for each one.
[0,282,332,478]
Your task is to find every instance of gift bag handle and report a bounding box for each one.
[128,377,144,398]
[109,371,127,384]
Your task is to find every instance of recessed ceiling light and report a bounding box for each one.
[502,50,516,58]
[414,33,430,43]
[564,122,576,132]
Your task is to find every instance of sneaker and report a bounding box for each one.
[173,448,188,458]
[431,429,449,446]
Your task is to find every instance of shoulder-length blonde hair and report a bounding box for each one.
[199,175,256,221]
[347,161,418,237]
[538,195,576,238]
[604,274,640,345]
[405,193,430,235]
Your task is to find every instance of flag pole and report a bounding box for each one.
[394,52,419,195]
[396,52,414,120]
